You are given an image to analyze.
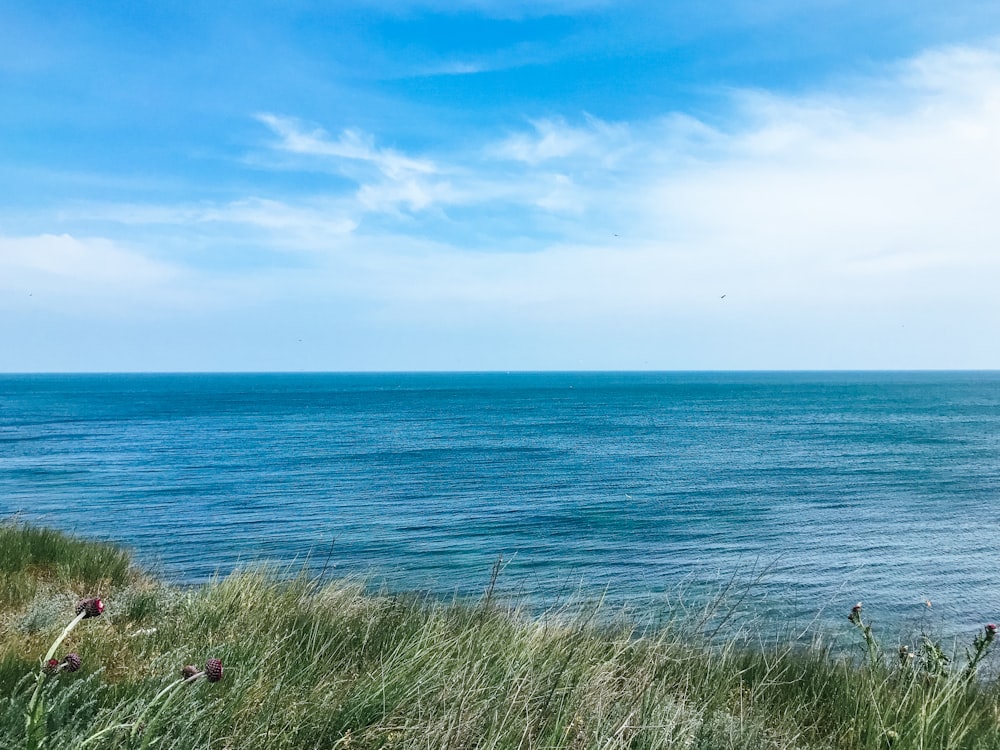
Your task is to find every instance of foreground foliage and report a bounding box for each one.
[1,523,998,749]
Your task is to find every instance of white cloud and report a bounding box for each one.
[255,113,463,215]
[356,178,461,214]
[197,198,358,245]
[0,233,189,314]
[490,116,632,165]
[637,51,1000,292]
[256,113,436,179]
[55,198,358,253]
[417,60,489,76]
[492,118,597,164]
[0,233,175,288]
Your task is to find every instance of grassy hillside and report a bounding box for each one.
[1,523,998,749]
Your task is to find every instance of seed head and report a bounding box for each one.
[62,653,82,673]
[75,597,104,619]
[204,658,223,683]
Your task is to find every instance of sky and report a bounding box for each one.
[2,1,1000,371]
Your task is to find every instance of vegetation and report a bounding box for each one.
[1,522,999,749]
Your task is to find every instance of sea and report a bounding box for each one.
[1,371,998,639]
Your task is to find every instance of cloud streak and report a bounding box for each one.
[257,113,437,179]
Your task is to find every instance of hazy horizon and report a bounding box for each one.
[4,369,1000,376]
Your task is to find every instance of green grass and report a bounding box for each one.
[0,522,133,610]
[2,523,999,749]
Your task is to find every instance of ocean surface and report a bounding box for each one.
[2,372,999,638]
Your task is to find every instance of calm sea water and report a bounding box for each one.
[2,372,999,636]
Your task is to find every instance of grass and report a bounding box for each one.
[1,522,999,749]
[0,523,133,611]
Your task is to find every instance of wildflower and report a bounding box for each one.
[204,658,223,683]
[986,623,997,642]
[75,598,104,619]
[62,653,82,673]
[848,602,862,624]
[43,658,60,675]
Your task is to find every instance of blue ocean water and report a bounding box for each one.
[2,372,999,637]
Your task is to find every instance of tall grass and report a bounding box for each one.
[1,523,999,749]
[0,522,133,610]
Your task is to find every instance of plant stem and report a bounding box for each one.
[25,611,88,749]
[129,673,202,744]
[75,723,132,749]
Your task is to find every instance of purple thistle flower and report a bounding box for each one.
[75,597,104,619]
[43,658,60,675]
[62,653,82,673]
[204,658,223,683]
[986,623,997,641]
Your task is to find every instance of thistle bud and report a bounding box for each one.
[986,623,997,642]
[848,602,862,624]
[75,598,104,619]
[204,658,223,683]
[181,665,200,679]
[62,653,82,673]
[43,658,60,675]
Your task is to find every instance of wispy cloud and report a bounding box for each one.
[198,198,358,244]
[55,198,358,254]
[416,60,490,76]
[490,116,632,165]
[0,233,183,313]
[255,113,458,214]
[362,0,616,20]
[0,234,174,285]
[256,113,436,179]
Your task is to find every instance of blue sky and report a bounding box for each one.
[3,1,1000,371]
